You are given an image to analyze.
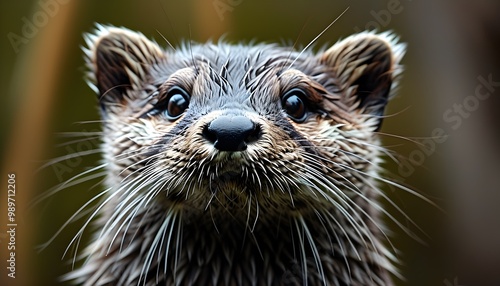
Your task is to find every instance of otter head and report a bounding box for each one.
[82,25,404,284]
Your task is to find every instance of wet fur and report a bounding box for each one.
[65,25,405,285]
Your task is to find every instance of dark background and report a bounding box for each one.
[1,0,500,285]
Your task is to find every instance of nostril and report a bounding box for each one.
[202,115,261,152]
[246,123,261,144]
[202,124,217,145]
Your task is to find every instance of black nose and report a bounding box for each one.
[203,115,261,151]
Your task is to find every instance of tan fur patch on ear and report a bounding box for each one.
[322,31,405,88]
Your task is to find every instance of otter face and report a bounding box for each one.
[76,25,406,285]
[84,25,404,220]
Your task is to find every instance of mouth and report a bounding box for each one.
[208,154,248,182]
[209,169,248,195]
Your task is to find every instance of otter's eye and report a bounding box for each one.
[282,89,307,122]
[165,88,190,120]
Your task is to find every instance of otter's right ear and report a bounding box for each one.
[320,32,405,129]
[83,25,164,107]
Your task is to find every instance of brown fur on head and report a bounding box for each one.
[70,24,405,285]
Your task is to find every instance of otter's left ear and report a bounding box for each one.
[83,24,165,108]
[320,32,405,126]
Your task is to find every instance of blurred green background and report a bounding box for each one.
[1,0,500,285]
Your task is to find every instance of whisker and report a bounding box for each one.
[287,6,350,69]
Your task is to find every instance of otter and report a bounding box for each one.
[66,24,405,285]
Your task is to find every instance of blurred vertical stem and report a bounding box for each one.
[0,0,78,285]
